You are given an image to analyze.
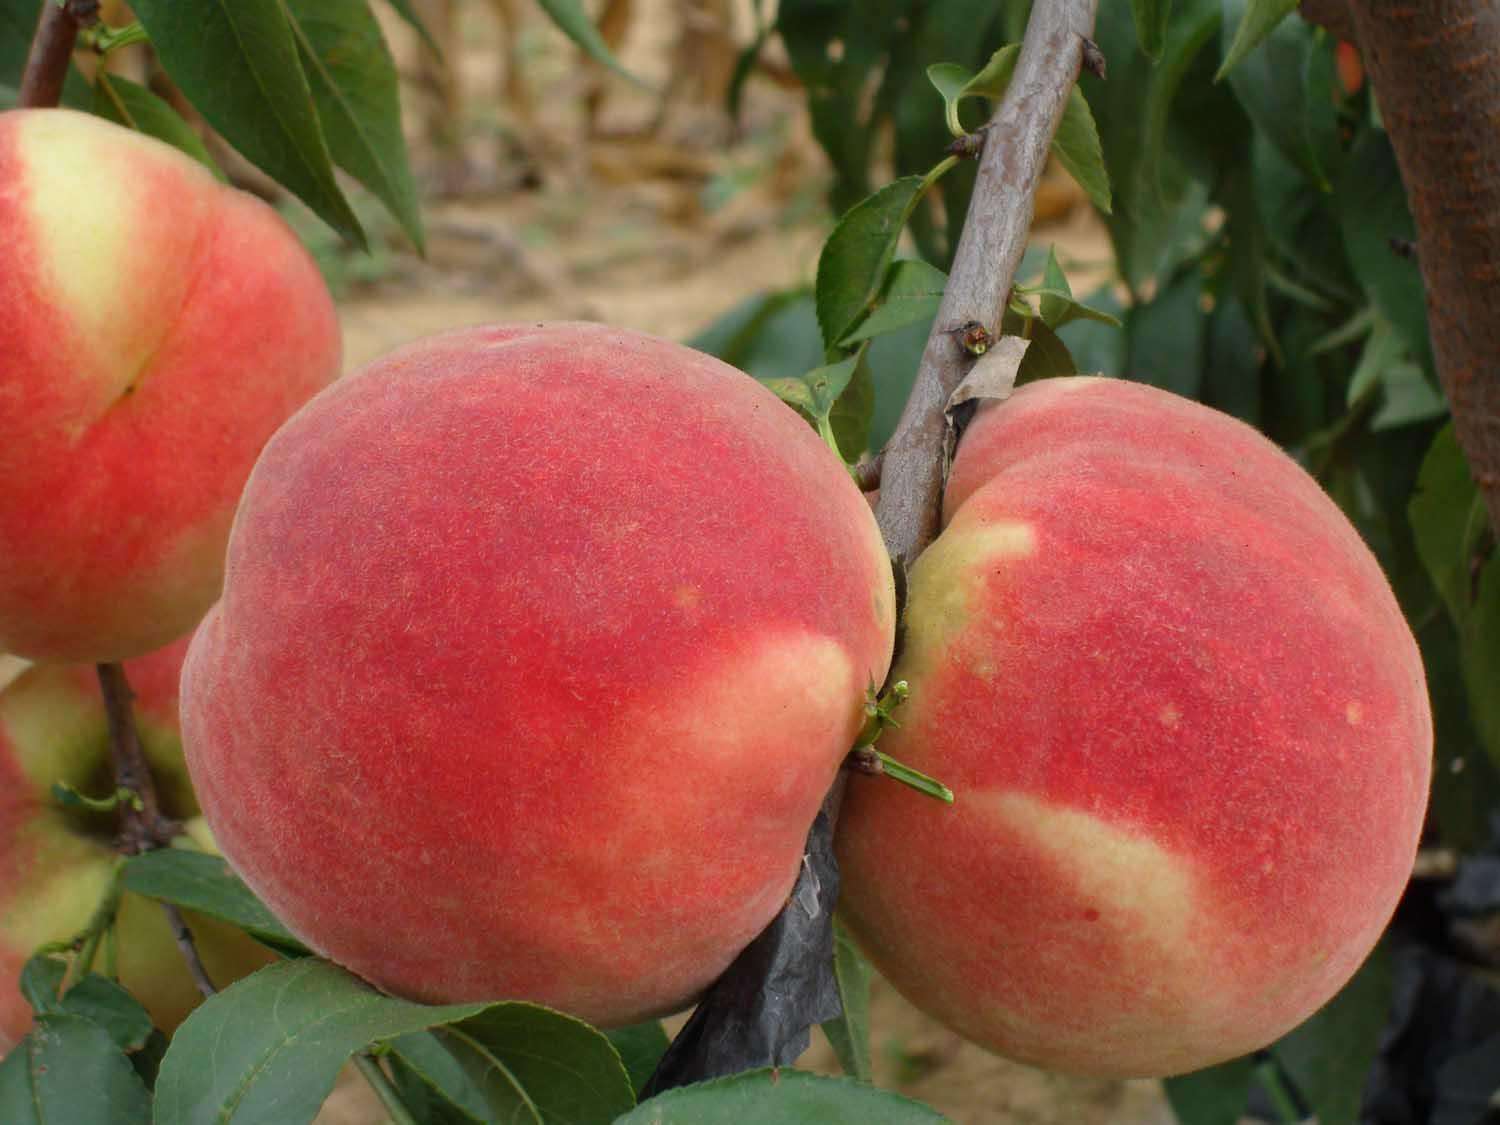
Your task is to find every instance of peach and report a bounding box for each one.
[0,108,340,664]
[837,376,1431,1077]
[0,636,274,1050]
[180,323,896,1027]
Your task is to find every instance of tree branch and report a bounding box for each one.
[873,0,1098,574]
[1345,0,1500,529]
[17,0,98,109]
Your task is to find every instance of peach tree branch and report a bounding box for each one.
[874,0,1100,574]
[17,0,98,108]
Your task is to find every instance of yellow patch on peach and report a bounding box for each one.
[0,832,110,952]
[977,791,1196,954]
[900,518,1034,682]
[18,112,209,417]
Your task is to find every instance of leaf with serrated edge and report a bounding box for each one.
[839,260,948,346]
[153,960,487,1125]
[1217,0,1299,79]
[0,1013,152,1124]
[616,1068,947,1122]
[19,955,153,1053]
[816,177,925,350]
[285,0,424,251]
[129,0,363,246]
[122,849,308,954]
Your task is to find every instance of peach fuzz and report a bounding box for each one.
[181,322,896,1027]
[836,376,1431,1078]
[0,108,340,664]
[0,636,274,1050]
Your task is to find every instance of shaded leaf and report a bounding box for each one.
[622,1068,946,1122]
[1056,285,1128,377]
[839,259,948,346]
[130,0,362,246]
[1133,0,1173,60]
[1223,3,1340,189]
[821,921,873,1081]
[121,849,308,956]
[1009,316,1077,384]
[1164,1054,1254,1125]
[286,0,424,251]
[536,0,643,85]
[91,74,223,176]
[1053,87,1112,214]
[607,1022,671,1095]
[1273,946,1393,1125]
[1216,0,1298,78]
[1127,267,1207,397]
[831,351,877,459]
[153,959,487,1125]
[816,177,926,351]
[19,954,153,1053]
[0,1013,151,1124]
[422,1006,635,1125]
[1409,425,1489,626]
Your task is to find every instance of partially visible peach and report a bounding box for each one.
[0,636,274,1050]
[0,108,340,663]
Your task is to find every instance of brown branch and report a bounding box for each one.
[16,0,99,109]
[161,903,218,998]
[96,663,178,853]
[1345,0,1500,530]
[1300,0,1356,41]
[97,662,220,998]
[873,0,1100,573]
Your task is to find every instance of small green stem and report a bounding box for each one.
[66,858,125,988]
[354,1053,420,1125]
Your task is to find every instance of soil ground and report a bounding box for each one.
[306,5,1172,1122]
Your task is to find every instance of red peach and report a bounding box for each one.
[837,376,1431,1077]
[181,322,896,1027]
[0,108,340,663]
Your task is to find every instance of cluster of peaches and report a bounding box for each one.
[0,108,1431,1079]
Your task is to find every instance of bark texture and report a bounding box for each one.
[874,0,1100,574]
[1347,0,1500,528]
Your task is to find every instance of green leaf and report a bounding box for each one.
[606,1022,670,1094]
[1133,0,1173,60]
[1334,128,1431,368]
[91,74,223,177]
[535,0,643,85]
[398,1005,636,1125]
[816,177,926,351]
[1370,363,1446,431]
[1470,559,1500,773]
[1013,317,1078,384]
[153,959,488,1125]
[1054,87,1112,214]
[0,1014,152,1124]
[924,46,1109,213]
[1164,1054,1253,1125]
[1271,946,1393,1125]
[616,1068,946,1122]
[1200,298,1263,424]
[285,0,425,252]
[1126,267,1206,397]
[761,351,869,459]
[1216,0,1298,78]
[838,259,948,346]
[130,0,364,247]
[1222,4,1340,190]
[1056,285,1129,377]
[121,849,308,956]
[761,356,860,422]
[831,348,877,459]
[821,921,873,1081]
[0,83,14,109]
[1032,248,1121,330]
[19,954,153,1053]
